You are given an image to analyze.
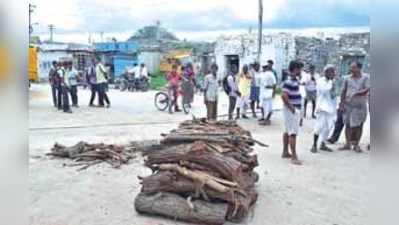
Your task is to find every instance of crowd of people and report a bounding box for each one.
[48,58,112,113]
[48,57,370,166]
[201,59,370,166]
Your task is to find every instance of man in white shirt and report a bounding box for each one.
[311,65,337,153]
[300,64,320,125]
[133,63,140,79]
[140,63,149,79]
[259,64,277,125]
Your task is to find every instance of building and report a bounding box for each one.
[37,41,94,81]
[138,47,163,74]
[215,31,370,82]
[296,32,370,76]
[94,41,139,80]
[214,33,296,82]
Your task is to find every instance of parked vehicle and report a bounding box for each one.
[159,49,192,73]
[28,45,38,84]
[119,73,135,92]
[119,72,150,92]
[134,77,150,92]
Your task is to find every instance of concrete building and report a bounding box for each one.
[37,41,94,81]
[94,41,139,80]
[214,33,296,82]
[295,32,370,76]
[138,48,163,74]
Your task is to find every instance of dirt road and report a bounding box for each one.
[29,84,370,225]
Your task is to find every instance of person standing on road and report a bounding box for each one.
[88,60,97,107]
[166,64,182,114]
[68,61,80,108]
[204,63,219,121]
[310,65,337,153]
[181,63,195,108]
[302,64,319,119]
[267,60,279,83]
[339,61,370,153]
[237,65,252,119]
[224,65,240,120]
[95,59,111,108]
[58,61,72,113]
[250,62,261,118]
[281,60,303,165]
[259,64,277,125]
[48,61,59,108]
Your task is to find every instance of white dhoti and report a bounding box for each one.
[262,98,273,115]
[314,111,335,144]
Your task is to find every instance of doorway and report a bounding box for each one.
[225,55,240,75]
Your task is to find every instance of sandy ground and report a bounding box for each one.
[29,84,370,225]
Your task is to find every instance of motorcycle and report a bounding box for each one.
[119,74,150,92]
[119,73,135,92]
[134,77,150,92]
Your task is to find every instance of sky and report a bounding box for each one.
[30,0,370,43]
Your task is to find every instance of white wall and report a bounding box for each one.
[38,51,72,81]
[214,33,296,82]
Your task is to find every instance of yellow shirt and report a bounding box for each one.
[238,73,251,97]
[96,63,108,84]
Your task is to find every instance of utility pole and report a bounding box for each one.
[257,0,263,62]
[29,4,36,40]
[48,24,55,42]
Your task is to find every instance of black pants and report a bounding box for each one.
[61,86,71,112]
[228,96,237,119]
[89,84,97,106]
[70,85,78,106]
[329,110,345,143]
[56,86,63,110]
[51,85,57,106]
[98,83,110,106]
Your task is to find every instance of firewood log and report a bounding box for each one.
[135,192,228,225]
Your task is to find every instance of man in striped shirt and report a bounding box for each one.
[281,60,303,165]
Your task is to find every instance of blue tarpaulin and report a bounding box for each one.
[113,55,137,78]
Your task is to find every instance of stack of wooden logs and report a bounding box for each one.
[47,141,136,171]
[135,118,265,225]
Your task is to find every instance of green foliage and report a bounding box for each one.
[150,71,167,90]
[274,86,282,96]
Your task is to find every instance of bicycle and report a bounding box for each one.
[154,86,190,114]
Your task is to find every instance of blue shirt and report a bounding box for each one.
[282,76,302,109]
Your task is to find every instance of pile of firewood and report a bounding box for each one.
[47,141,136,171]
[134,118,266,225]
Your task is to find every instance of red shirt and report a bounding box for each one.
[167,71,181,87]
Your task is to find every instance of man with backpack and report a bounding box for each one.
[223,65,240,120]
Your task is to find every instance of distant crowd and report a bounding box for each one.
[48,57,154,114]
[48,58,111,113]
[47,57,370,166]
[198,60,370,166]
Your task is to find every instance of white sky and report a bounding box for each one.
[29,0,370,43]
